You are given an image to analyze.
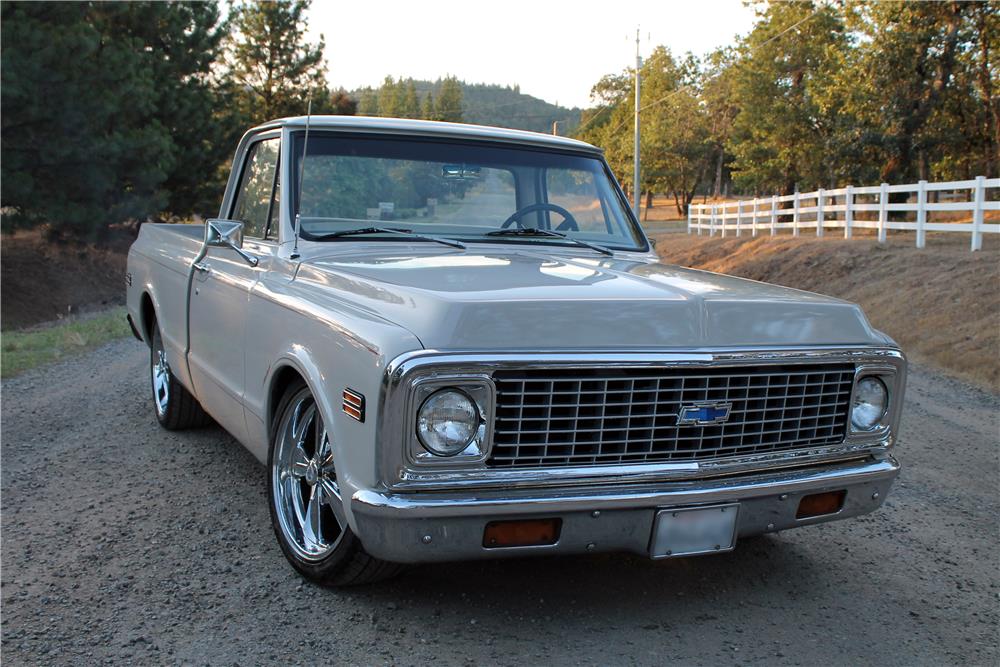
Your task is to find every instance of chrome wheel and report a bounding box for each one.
[272,393,346,561]
[151,343,170,418]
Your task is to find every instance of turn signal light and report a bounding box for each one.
[483,518,561,548]
[796,490,846,519]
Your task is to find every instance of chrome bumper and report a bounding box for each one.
[350,456,900,563]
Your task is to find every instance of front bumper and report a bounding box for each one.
[350,455,900,563]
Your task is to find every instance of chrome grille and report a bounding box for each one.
[488,363,855,468]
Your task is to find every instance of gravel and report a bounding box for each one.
[2,337,998,665]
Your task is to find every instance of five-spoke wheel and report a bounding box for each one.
[271,392,346,560]
[267,380,404,585]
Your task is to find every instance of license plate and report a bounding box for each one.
[649,504,739,558]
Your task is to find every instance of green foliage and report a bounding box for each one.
[578,47,710,214]
[576,0,997,201]
[0,0,359,237]
[435,76,464,122]
[0,2,227,236]
[226,0,326,122]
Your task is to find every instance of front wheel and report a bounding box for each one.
[149,321,212,430]
[267,381,404,586]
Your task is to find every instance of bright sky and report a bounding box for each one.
[307,0,759,109]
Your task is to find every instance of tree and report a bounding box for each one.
[357,87,378,116]
[1,2,229,236]
[376,75,404,117]
[402,80,420,118]
[577,47,712,215]
[840,2,984,183]
[421,91,436,120]
[725,2,850,194]
[701,48,739,198]
[435,76,463,122]
[227,0,326,123]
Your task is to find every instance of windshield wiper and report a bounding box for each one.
[313,226,465,249]
[484,227,614,256]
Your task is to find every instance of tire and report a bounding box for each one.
[267,380,404,586]
[149,320,212,430]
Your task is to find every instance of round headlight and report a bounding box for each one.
[851,377,888,431]
[416,389,480,456]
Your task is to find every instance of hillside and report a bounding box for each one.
[354,79,581,134]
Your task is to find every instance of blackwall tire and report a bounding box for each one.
[267,380,404,586]
[149,321,212,430]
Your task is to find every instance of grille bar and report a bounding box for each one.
[488,363,855,468]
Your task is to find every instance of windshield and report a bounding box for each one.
[291,133,646,251]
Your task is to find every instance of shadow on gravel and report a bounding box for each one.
[324,535,816,626]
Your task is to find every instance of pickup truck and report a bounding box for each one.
[126,116,906,586]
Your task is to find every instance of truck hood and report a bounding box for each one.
[294,246,886,350]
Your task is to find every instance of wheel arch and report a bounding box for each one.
[139,291,156,346]
[267,363,310,434]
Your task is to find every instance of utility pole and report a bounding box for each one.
[633,27,642,218]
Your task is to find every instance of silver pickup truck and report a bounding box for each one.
[126,116,905,586]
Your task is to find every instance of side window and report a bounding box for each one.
[232,138,280,239]
[545,168,609,232]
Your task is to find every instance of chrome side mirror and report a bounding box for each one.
[205,219,258,267]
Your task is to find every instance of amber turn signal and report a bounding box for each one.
[483,518,561,548]
[796,490,847,519]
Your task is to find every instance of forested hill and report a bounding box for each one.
[354,79,582,134]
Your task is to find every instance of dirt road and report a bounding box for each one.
[2,338,997,665]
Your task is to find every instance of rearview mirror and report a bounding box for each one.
[442,164,481,180]
[205,219,258,267]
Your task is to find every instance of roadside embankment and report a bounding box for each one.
[653,232,999,390]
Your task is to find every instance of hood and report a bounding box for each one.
[293,246,886,350]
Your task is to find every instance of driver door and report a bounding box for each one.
[187,135,279,442]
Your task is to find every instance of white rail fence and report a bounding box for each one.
[687,176,999,251]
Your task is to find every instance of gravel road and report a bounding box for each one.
[2,337,997,666]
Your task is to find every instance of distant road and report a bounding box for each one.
[2,338,997,665]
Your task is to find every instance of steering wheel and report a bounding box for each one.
[500,203,580,232]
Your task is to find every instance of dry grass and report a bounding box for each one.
[1,307,130,377]
[652,231,1000,390]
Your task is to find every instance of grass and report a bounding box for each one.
[1,307,132,378]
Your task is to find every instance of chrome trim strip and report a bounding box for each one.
[377,346,906,491]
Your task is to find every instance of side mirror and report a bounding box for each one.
[205,219,258,267]
[648,237,657,249]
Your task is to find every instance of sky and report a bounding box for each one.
[307,0,759,109]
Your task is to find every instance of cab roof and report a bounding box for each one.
[250,115,603,155]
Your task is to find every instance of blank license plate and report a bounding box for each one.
[650,504,739,558]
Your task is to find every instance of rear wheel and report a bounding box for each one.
[149,321,212,430]
[268,380,404,586]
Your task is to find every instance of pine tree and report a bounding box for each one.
[435,77,463,122]
[0,2,229,235]
[402,80,420,119]
[421,91,436,120]
[227,0,326,123]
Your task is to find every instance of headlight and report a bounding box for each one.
[851,377,888,431]
[416,389,480,456]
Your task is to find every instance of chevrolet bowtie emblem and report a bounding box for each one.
[677,401,733,426]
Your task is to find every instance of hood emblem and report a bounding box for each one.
[677,401,732,426]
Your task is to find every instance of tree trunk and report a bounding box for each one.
[713,147,724,198]
[975,4,999,177]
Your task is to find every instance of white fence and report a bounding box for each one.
[687,176,999,251]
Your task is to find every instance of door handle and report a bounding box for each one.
[192,262,212,274]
